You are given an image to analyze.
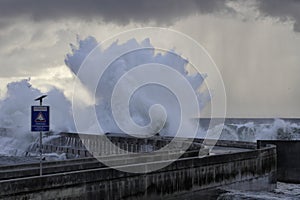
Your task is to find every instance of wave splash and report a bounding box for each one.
[0,36,299,157]
[202,118,300,142]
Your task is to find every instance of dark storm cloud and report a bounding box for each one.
[0,0,232,25]
[1,0,300,31]
[256,0,300,32]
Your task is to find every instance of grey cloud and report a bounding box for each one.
[256,0,300,32]
[2,0,300,32]
[0,0,232,25]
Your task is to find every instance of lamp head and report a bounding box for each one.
[34,95,47,101]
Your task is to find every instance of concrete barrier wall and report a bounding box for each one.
[0,150,200,180]
[258,140,300,183]
[0,145,276,199]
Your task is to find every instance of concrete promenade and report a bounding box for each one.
[0,133,277,199]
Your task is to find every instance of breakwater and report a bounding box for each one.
[258,140,300,183]
[0,133,277,199]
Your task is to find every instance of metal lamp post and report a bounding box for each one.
[34,95,47,176]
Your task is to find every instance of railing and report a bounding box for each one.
[33,132,206,157]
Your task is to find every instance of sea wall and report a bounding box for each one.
[258,140,300,183]
[0,143,276,200]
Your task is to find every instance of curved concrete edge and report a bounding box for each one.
[0,144,276,199]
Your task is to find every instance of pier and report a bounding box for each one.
[0,133,277,199]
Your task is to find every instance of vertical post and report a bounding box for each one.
[39,99,43,176]
[33,94,48,177]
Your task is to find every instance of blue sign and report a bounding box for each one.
[31,106,50,132]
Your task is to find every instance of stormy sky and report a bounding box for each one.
[0,0,300,117]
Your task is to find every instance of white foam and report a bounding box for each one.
[219,182,300,200]
[205,119,300,142]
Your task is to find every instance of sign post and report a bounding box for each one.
[31,95,49,176]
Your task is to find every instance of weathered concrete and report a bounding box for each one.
[0,150,200,180]
[258,140,300,183]
[0,143,276,199]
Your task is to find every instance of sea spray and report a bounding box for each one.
[0,36,299,157]
[0,79,74,156]
[213,118,300,142]
[65,36,207,135]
